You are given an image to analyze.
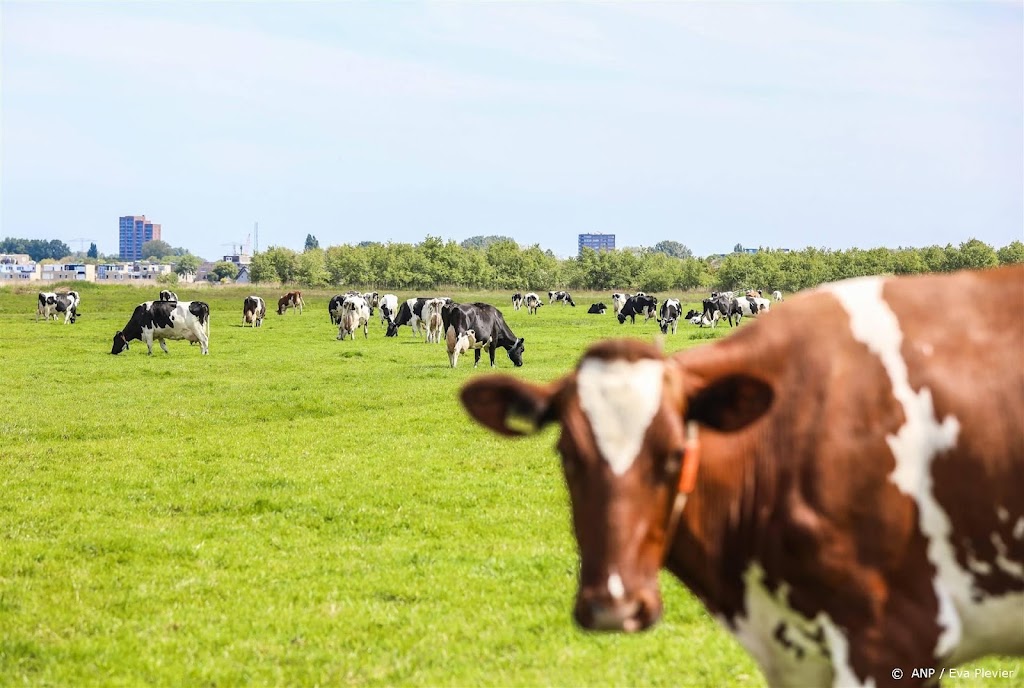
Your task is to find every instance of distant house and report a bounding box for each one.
[95,262,171,282]
[41,263,95,282]
[235,266,251,284]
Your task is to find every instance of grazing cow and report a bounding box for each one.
[379,293,398,326]
[36,292,58,321]
[159,290,178,302]
[549,290,576,307]
[588,303,607,315]
[735,295,771,317]
[617,295,658,324]
[277,291,304,315]
[111,300,210,355]
[611,293,627,316]
[337,296,370,340]
[460,265,1024,688]
[524,292,543,315]
[387,297,428,337]
[446,327,478,369]
[444,303,524,368]
[658,298,681,334]
[512,293,524,311]
[423,298,448,344]
[242,296,266,327]
[772,290,784,302]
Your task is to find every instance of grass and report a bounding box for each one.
[0,283,1018,687]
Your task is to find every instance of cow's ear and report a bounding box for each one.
[461,375,558,436]
[684,373,773,433]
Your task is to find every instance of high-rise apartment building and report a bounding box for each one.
[578,233,615,256]
[119,215,162,260]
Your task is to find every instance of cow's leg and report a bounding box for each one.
[159,339,170,354]
[473,347,482,368]
[144,332,155,355]
[363,320,368,338]
[489,342,497,367]
[197,330,209,354]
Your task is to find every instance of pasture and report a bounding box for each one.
[0,283,1017,686]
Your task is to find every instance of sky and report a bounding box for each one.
[2,1,1022,260]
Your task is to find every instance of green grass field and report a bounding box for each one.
[1,283,1018,686]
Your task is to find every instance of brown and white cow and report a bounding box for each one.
[277,291,304,315]
[460,265,1024,687]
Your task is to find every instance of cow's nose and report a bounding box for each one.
[574,584,662,633]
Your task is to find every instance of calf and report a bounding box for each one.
[36,292,58,322]
[512,293,524,311]
[588,303,607,315]
[658,298,681,334]
[772,290,784,302]
[277,291,304,315]
[524,292,543,315]
[444,303,524,368]
[422,298,448,344]
[111,300,210,355]
[549,290,576,307]
[461,265,1024,688]
[446,327,478,369]
[159,290,178,302]
[617,295,658,324]
[243,296,266,327]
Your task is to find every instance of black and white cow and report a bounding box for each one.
[379,293,398,326]
[159,290,178,302]
[616,295,658,324]
[524,292,543,315]
[736,294,771,317]
[701,295,742,328]
[611,293,628,316]
[443,303,524,368]
[54,291,80,324]
[588,303,607,314]
[36,292,58,321]
[337,294,370,340]
[111,301,210,355]
[243,296,266,327]
[362,292,379,316]
[772,290,784,302]
[386,297,451,337]
[328,294,348,325]
[658,298,681,334]
[512,292,524,311]
[548,290,576,307]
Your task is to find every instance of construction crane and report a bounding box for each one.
[70,238,97,253]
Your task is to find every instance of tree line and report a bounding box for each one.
[248,236,1024,292]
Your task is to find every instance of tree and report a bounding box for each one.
[156,272,179,286]
[305,234,320,251]
[997,241,1024,265]
[209,261,239,282]
[460,235,516,250]
[141,239,174,259]
[174,254,201,277]
[651,240,693,259]
[87,243,98,259]
[733,243,744,253]
[0,238,71,261]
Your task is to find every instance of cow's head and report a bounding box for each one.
[507,337,525,367]
[386,320,400,337]
[111,331,129,354]
[658,319,670,334]
[460,339,772,633]
[616,313,627,324]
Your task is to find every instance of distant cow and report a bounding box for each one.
[337,295,370,340]
[159,290,178,302]
[362,292,380,315]
[617,295,658,324]
[36,292,58,322]
[53,291,80,324]
[611,293,627,316]
[588,303,607,315]
[701,295,742,328]
[387,297,428,337]
[328,295,346,325]
[772,290,784,302]
[460,265,1024,687]
[549,290,576,307]
[658,298,681,334]
[524,292,543,315]
[379,293,398,326]
[277,291,304,315]
[243,296,266,327]
[444,303,524,368]
[112,300,210,355]
[512,293,524,311]
[422,298,449,344]
[735,295,771,317]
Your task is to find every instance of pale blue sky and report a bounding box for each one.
[2,1,1021,260]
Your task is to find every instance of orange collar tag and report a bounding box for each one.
[678,422,701,495]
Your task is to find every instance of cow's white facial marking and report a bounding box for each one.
[830,276,1024,665]
[576,358,664,476]
[818,614,876,688]
[607,571,625,601]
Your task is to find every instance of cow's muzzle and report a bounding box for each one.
[574,582,662,633]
